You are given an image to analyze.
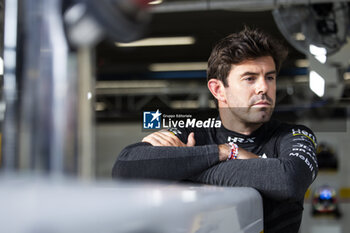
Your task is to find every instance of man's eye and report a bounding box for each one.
[267,76,275,81]
[245,77,255,81]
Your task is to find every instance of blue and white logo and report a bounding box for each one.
[143,109,162,129]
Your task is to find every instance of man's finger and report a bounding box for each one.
[142,132,171,146]
[142,136,165,146]
[142,132,184,146]
[153,132,181,146]
[159,130,188,146]
[186,132,196,147]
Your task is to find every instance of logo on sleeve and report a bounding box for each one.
[292,128,316,147]
[143,109,161,129]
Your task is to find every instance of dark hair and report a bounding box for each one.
[207,27,288,86]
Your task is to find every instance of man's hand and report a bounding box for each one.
[142,130,195,147]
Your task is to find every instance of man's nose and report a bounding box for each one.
[255,77,268,95]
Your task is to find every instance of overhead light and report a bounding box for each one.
[293,32,306,41]
[95,102,106,111]
[295,59,309,67]
[309,70,325,97]
[294,75,308,83]
[171,100,199,109]
[149,62,207,71]
[344,72,350,80]
[115,36,195,47]
[87,92,92,100]
[96,80,168,89]
[148,0,163,5]
[309,44,327,64]
[314,55,327,64]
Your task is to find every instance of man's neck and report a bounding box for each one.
[219,110,263,135]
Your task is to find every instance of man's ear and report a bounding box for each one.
[207,79,226,103]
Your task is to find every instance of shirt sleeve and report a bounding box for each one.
[112,142,220,180]
[190,125,318,201]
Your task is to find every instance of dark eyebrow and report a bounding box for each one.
[266,70,277,76]
[240,70,276,77]
[240,72,259,77]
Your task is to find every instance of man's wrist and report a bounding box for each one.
[227,143,239,160]
[218,143,239,161]
[218,144,230,161]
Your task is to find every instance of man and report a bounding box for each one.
[112,27,318,233]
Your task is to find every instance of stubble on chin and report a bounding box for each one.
[247,94,275,123]
[247,106,274,123]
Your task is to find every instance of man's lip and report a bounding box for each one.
[253,101,271,106]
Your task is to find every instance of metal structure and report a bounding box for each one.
[1,0,150,177]
[0,177,264,233]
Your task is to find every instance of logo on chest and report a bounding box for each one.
[227,136,256,144]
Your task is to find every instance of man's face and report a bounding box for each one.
[222,56,276,124]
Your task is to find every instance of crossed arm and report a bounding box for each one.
[113,128,317,201]
[141,130,259,161]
